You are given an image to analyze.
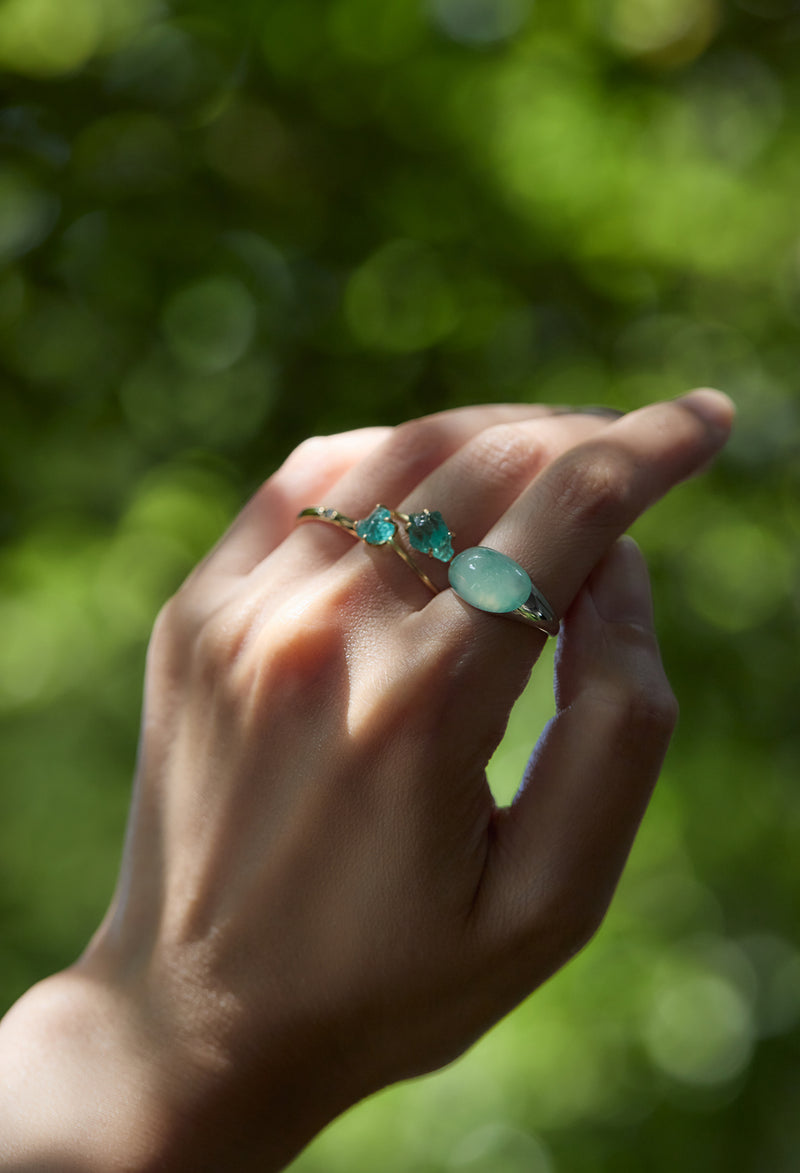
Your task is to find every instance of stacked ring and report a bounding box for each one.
[296,505,448,594]
[296,505,560,637]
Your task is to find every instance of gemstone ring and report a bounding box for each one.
[296,505,453,594]
[448,547,559,635]
[296,505,560,636]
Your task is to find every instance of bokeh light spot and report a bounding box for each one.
[224,232,294,320]
[480,62,618,233]
[448,1123,553,1172]
[0,597,57,708]
[345,239,459,352]
[12,295,103,384]
[73,112,181,195]
[122,464,238,566]
[681,52,783,169]
[740,934,800,1038]
[259,0,327,79]
[161,277,257,374]
[120,349,274,450]
[0,529,106,711]
[0,167,59,262]
[0,0,158,76]
[329,0,425,62]
[498,1010,609,1128]
[0,267,27,328]
[644,966,754,1086]
[430,0,533,46]
[0,0,100,76]
[206,102,296,195]
[604,0,720,66]
[96,0,161,56]
[103,23,203,108]
[681,518,793,632]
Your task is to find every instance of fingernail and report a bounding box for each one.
[677,388,736,434]
[552,405,626,419]
[589,536,655,627]
[575,405,626,419]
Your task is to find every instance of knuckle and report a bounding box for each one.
[589,672,679,751]
[148,589,199,666]
[544,897,603,961]
[546,448,636,531]
[537,866,616,960]
[463,423,550,494]
[239,594,346,710]
[275,432,358,488]
[639,680,679,733]
[620,676,679,737]
[270,435,340,492]
[500,888,605,984]
[560,901,606,960]
[282,433,334,469]
[151,595,177,643]
[146,597,180,676]
[383,418,457,485]
[192,605,251,677]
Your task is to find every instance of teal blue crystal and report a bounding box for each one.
[355,506,396,546]
[407,510,454,562]
[448,547,531,613]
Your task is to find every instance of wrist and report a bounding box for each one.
[0,963,359,1173]
[0,967,194,1172]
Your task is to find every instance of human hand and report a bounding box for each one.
[0,394,734,1172]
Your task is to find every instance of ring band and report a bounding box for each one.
[296,505,450,593]
[297,505,560,637]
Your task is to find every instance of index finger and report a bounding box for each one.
[485,388,734,622]
[430,389,734,640]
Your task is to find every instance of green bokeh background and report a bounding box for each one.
[1,0,799,1168]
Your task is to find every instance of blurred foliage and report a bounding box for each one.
[1,0,799,1169]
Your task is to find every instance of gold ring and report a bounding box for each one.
[296,505,454,594]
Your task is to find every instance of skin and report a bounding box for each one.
[0,391,734,1172]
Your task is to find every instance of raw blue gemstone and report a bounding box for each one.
[355,506,396,546]
[407,510,454,562]
[448,547,531,613]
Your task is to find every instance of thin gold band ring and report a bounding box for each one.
[296,506,445,593]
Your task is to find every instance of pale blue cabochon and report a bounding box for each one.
[448,547,532,614]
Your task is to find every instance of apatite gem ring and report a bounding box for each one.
[296,505,559,636]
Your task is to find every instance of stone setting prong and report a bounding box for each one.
[403,509,454,562]
[354,506,397,546]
